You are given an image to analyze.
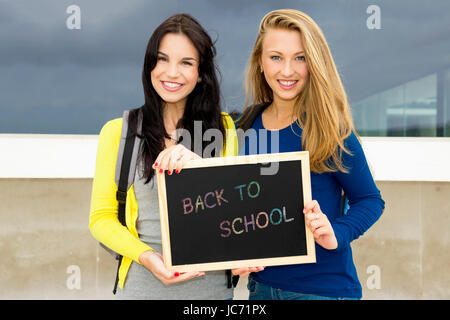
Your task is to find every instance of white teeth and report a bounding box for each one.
[163,81,182,88]
[279,80,297,86]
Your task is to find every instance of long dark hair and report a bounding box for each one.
[128,13,225,183]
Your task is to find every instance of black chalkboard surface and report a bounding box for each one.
[156,151,315,272]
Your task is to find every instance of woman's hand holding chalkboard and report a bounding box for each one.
[303,200,338,250]
[139,250,205,285]
[231,266,265,278]
[153,144,201,175]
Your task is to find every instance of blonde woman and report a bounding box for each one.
[234,9,385,300]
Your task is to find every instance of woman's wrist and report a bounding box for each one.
[138,249,156,266]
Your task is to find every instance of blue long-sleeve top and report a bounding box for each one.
[242,112,385,298]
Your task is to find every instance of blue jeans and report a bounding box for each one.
[247,276,359,300]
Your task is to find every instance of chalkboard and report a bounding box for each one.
[156,151,315,272]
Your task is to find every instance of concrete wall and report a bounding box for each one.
[1,179,448,299]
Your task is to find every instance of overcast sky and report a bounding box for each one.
[1,0,449,134]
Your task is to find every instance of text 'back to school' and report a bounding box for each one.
[180,180,295,238]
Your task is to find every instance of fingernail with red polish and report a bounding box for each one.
[168,170,172,175]
[154,162,158,167]
[159,169,163,173]
[174,272,180,277]
[175,169,180,174]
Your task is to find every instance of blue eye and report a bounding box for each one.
[270,56,281,61]
[296,56,306,61]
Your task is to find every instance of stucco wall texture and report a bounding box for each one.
[0,179,448,299]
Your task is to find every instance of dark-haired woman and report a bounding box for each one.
[89,14,237,299]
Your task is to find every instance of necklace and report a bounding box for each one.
[289,119,303,139]
[168,135,179,142]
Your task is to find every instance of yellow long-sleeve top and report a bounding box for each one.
[89,112,238,290]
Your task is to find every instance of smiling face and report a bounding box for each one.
[260,28,309,105]
[151,33,200,107]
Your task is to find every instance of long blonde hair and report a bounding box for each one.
[244,9,356,173]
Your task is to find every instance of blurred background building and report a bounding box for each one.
[1,0,449,299]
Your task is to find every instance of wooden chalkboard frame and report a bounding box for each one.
[156,151,316,272]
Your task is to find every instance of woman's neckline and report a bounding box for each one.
[258,111,299,132]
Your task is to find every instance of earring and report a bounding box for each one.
[260,66,264,73]
[197,76,202,83]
